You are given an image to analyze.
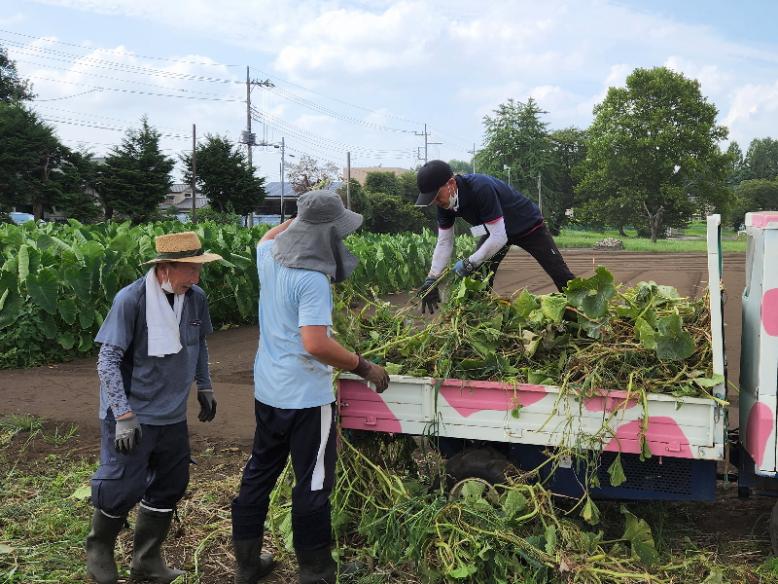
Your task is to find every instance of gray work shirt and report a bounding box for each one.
[95,277,214,425]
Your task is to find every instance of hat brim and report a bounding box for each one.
[333,208,364,238]
[414,190,438,207]
[144,252,224,265]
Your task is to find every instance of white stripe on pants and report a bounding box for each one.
[311,404,332,491]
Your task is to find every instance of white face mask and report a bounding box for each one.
[159,269,174,293]
[446,188,459,211]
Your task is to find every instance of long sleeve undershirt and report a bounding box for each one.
[97,338,212,418]
[468,217,508,266]
[428,227,455,277]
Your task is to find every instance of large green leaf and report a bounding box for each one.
[655,312,695,361]
[59,297,78,325]
[26,268,59,315]
[17,245,30,281]
[512,289,538,319]
[57,331,76,350]
[621,507,659,566]
[63,264,91,302]
[79,307,95,330]
[565,267,616,319]
[540,294,567,323]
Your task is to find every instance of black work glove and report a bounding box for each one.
[418,276,441,314]
[197,388,217,422]
[351,355,390,393]
[115,414,142,455]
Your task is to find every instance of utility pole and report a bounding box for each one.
[414,123,442,164]
[191,123,197,223]
[280,136,286,222]
[242,66,275,227]
[346,151,351,209]
[537,172,543,214]
[468,143,478,173]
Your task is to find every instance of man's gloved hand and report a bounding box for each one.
[418,276,441,314]
[115,414,142,455]
[197,388,217,422]
[351,355,390,393]
[453,258,476,277]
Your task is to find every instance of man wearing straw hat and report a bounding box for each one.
[230,190,389,584]
[86,231,223,584]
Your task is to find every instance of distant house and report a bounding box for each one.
[255,181,343,219]
[160,184,207,214]
[345,167,409,185]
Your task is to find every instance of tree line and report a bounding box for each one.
[474,67,778,240]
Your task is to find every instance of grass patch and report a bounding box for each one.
[555,225,746,253]
[1,418,775,583]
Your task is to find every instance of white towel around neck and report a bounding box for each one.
[145,268,185,357]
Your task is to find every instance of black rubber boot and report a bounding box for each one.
[129,507,184,583]
[296,547,337,584]
[233,538,275,584]
[86,509,125,584]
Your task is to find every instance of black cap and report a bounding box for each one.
[415,160,453,206]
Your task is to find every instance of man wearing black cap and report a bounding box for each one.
[415,160,574,313]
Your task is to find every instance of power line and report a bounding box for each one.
[35,88,101,102]
[35,104,192,135]
[0,28,240,67]
[251,107,411,156]
[27,75,243,102]
[4,40,241,85]
[40,115,192,140]
[18,57,241,98]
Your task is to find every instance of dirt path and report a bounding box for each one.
[0,249,746,444]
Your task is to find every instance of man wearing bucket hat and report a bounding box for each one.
[86,231,223,584]
[230,190,389,584]
[414,160,574,313]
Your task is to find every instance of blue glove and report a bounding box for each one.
[454,258,476,277]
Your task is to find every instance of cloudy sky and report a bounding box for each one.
[2,0,778,183]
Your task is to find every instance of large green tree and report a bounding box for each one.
[99,116,174,222]
[56,150,103,222]
[447,159,473,174]
[729,179,778,229]
[182,135,266,215]
[364,171,401,198]
[576,67,730,242]
[0,104,65,219]
[545,127,587,233]
[0,46,34,103]
[474,97,578,232]
[476,97,554,195]
[743,137,778,181]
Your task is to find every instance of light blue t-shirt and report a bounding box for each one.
[253,240,334,409]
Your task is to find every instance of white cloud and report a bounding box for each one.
[724,81,778,146]
[13,0,778,164]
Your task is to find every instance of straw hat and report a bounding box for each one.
[144,231,223,264]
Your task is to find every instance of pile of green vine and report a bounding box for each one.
[334,267,723,400]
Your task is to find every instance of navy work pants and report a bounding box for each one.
[91,417,190,517]
[478,222,575,292]
[231,400,336,551]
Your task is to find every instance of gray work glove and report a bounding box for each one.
[351,355,390,393]
[418,276,441,314]
[115,414,142,455]
[197,388,217,422]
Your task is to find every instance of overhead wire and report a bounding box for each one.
[0,28,241,67]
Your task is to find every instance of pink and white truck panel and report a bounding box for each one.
[740,211,778,475]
